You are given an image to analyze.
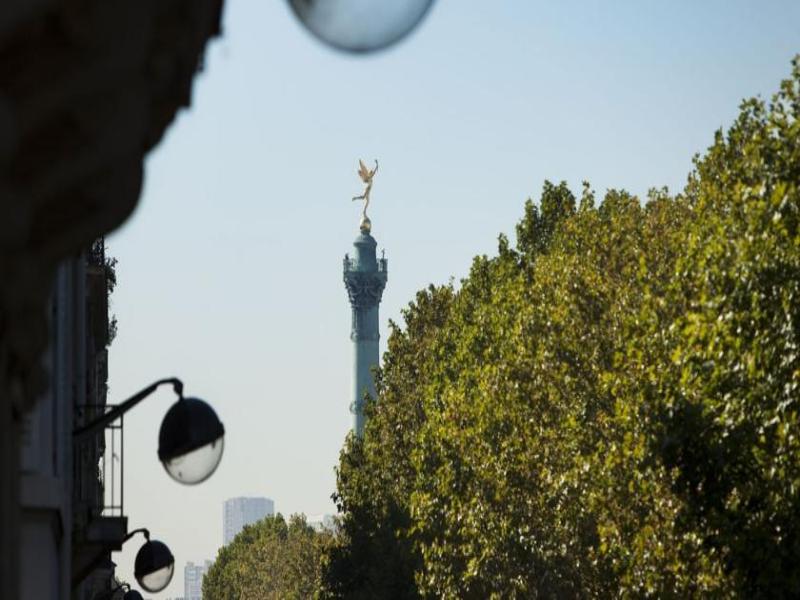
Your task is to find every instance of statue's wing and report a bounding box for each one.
[358,159,370,182]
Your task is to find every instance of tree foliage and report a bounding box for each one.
[203,514,332,600]
[321,57,800,598]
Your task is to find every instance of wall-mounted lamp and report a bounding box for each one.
[73,378,225,484]
[126,528,175,593]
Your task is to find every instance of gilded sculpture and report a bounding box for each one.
[352,159,379,226]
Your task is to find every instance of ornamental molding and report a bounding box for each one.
[343,271,386,309]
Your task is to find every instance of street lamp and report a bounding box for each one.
[125,528,175,593]
[159,395,225,484]
[288,0,436,53]
[73,377,225,484]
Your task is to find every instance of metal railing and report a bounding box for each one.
[75,403,124,517]
[343,256,389,273]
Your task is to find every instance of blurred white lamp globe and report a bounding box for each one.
[288,0,436,53]
[158,396,225,485]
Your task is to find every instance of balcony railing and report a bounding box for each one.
[75,403,124,518]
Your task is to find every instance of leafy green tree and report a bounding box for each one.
[321,57,800,598]
[643,56,800,596]
[409,185,685,598]
[321,284,455,599]
[322,181,586,598]
[203,514,332,600]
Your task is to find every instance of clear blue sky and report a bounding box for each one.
[107,1,799,595]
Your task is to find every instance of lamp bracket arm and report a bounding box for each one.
[123,527,150,544]
[72,377,183,441]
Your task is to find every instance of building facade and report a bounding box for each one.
[184,560,212,600]
[343,218,388,437]
[223,497,275,545]
[19,240,126,600]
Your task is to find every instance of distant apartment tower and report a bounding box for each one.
[223,497,274,545]
[307,514,337,533]
[184,560,212,600]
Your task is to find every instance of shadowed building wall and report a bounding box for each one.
[0,3,224,597]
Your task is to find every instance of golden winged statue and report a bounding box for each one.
[352,159,379,221]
